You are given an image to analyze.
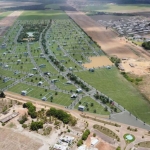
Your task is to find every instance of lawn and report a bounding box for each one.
[82,4,150,13]
[18,10,69,20]
[75,96,109,115]
[0,11,12,20]
[9,83,72,106]
[75,67,150,124]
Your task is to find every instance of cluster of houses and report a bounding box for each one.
[53,135,75,150]
[98,16,150,42]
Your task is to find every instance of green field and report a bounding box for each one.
[81,4,150,13]
[75,67,150,124]
[0,11,11,20]
[18,10,69,20]
[75,96,109,115]
[9,83,72,106]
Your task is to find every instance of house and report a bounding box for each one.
[39,64,46,68]
[1,43,6,48]
[44,72,50,76]
[3,77,10,83]
[4,65,9,68]
[32,67,37,71]
[17,59,21,63]
[69,67,73,71]
[71,93,77,98]
[78,105,85,111]
[21,90,27,96]
[42,96,46,101]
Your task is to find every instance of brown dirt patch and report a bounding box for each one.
[83,56,113,68]
[121,58,150,75]
[66,11,150,59]
[96,140,116,150]
[0,11,23,37]
[0,128,42,150]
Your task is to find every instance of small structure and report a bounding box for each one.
[76,88,82,93]
[39,64,46,68]
[1,43,6,48]
[106,65,111,69]
[21,90,27,96]
[60,135,75,144]
[89,68,94,72]
[129,63,134,67]
[118,63,124,71]
[71,93,77,98]
[3,77,10,83]
[44,72,50,76]
[38,81,43,86]
[90,137,99,146]
[17,59,21,64]
[28,73,34,77]
[42,96,46,101]
[78,61,82,64]
[3,52,6,56]
[66,81,72,84]
[0,112,19,123]
[69,67,73,71]
[24,52,28,56]
[78,105,85,111]
[4,64,9,68]
[32,67,37,71]
[51,79,58,83]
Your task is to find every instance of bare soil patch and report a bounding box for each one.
[121,58,150,75]
[66,11,150,59]
[83,56,113,68]
[0,128,42,150]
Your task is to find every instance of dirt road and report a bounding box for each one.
[66,11,150,59]
[0,11,23,37]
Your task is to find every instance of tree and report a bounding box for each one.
[0,91,5,98]
[30,121,43,131]
[90,103,94,107]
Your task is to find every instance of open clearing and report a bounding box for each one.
[66,11,150,59]
[0,128,42,150]
[75,67,150,124]
[18,10,69,20]
[80,3,150,13]
[83,56,113,68]
[0,1,41,9]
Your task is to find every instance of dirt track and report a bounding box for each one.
[66,11,150,59]
[0,11,23,37]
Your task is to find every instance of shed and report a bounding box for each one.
[78,105,85,111]
[21,90,27,96]
[32,67,37,71]
[89,68,94,72]
[38,81,43,86]
[76,88,82,93]
[66,81,72,84]
[28,73,34,77]
[71,93,77,98]
[42,96,46,101]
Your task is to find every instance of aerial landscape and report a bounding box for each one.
[0,0,150,150]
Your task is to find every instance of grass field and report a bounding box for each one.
[75,96,109,115]
[9,83,72,106]
[18,10,69,20]
[75,67,150,124]
[0,11,11,20]
[81,4,150,13]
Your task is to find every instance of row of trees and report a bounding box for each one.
[77,129,90,147]
[46,107,77,126]
[110,57,121,67]
[23,102,37,118]
[49,55,64,71]
[67,73,89,91]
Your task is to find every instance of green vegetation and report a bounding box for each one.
[136,141,150,148]
[76,67,150,124]
[30,121,43,131]
[81,3,150,13]
[82,129,90,140]
[77,139,83,147]
[19,114,28,124]
[110,56,121,67]
[18,10,69,20]
[81,114,121,127]
[17,23,47,42]
[123,134,135,143]
[23,102,37,118]
[0,91,5,98]
[0,11,12,20]
[142,41,150,50]
[116,146,121,150]
[46,107,77,125]
[121,72,142,85]
[75,96,109,115]
[45,4,61,9]
[93,124,120,141]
